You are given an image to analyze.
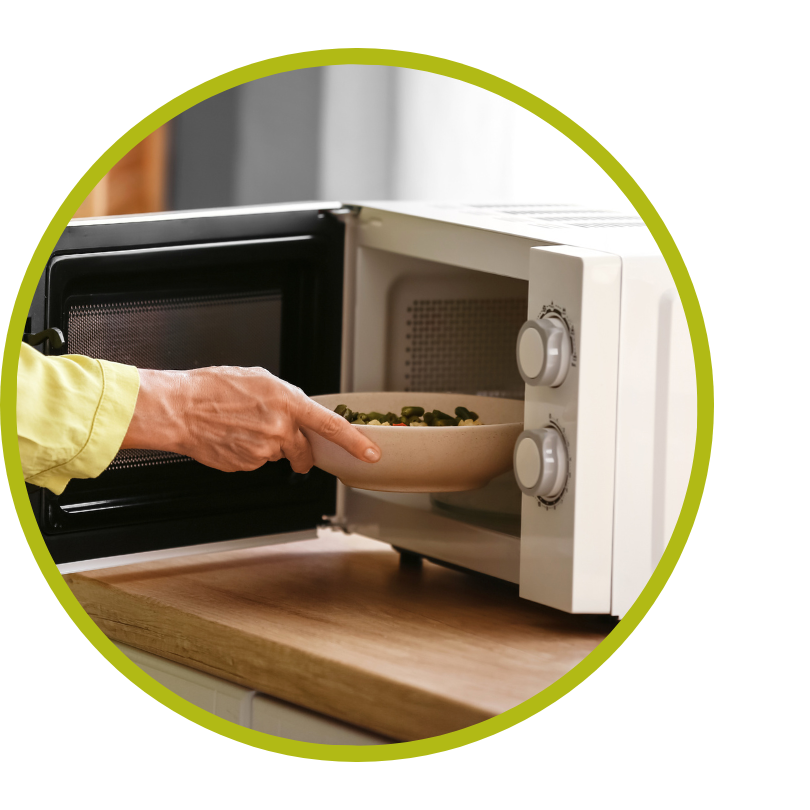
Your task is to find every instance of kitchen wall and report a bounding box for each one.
[171,88,239,210]
[318,65,397,201]
[235,69,322,205]
[169,66,635,212]
[170,66,397,208]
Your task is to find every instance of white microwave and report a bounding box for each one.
[31,201,696,618]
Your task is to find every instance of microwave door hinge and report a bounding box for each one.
[329,205,360,218]
[321,482,351,534]
[321,514,351,534]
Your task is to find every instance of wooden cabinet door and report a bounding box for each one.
[74,125,170,218]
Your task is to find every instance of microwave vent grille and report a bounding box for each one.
[402,297,526,398]
[448,203,645,229]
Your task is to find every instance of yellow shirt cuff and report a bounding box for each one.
[23,356,140,495]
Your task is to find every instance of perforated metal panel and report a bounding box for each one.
[66,292,282,471]
[402,298,526,398]
[452,203,644,229]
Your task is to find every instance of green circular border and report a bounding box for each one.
[1,48,713,762]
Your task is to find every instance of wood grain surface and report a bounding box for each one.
[74,125,169,218]
[65,531,615,742]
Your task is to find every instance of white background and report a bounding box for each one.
[2,1,808,807]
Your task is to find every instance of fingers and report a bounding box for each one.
[283,428,314,474]
[296,397,381,463]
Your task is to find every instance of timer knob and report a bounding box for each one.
[516,316,572,387]
[513,427,569,500]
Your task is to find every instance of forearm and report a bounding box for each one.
[121,368,190,454]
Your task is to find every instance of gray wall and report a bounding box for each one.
[318,65,396,201]
[171,89,239,210]
[170,66,398,210]
[234,69,322,204]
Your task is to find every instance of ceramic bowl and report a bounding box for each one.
[302,392,524,493]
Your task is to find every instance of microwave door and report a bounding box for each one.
[517,245,621,614]
[35,203,347,568]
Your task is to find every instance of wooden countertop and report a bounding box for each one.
[66,531,615,742]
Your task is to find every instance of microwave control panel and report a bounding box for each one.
[517,246,621,614]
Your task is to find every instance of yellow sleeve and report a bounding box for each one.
[17,343,140,495]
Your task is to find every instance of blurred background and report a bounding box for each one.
[76,66,634,218]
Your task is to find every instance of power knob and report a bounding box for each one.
[513,427,569,500]
[516,316,572,387]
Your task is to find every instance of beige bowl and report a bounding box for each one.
[302,392,524,493]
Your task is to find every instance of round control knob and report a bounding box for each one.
[516,316,572,387]
[513,427,569,500]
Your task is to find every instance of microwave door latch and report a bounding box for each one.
[24,328,65,351]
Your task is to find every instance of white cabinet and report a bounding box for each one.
[250,695,389,745]
[115,644,391,745]
[116,643,253,726]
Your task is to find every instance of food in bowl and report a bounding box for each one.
[301,392,524,493]
[334,403,483,426]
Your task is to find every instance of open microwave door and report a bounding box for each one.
[31,203,347,568]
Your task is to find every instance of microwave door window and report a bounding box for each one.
[66,291,283,373]
[66,292,283,473]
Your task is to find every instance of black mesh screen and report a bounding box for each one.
[66,292,282,470]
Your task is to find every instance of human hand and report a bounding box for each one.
[121,366,381,474]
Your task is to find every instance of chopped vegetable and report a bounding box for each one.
[334,403,485,426]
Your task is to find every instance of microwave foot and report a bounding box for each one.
[392,546,423,569]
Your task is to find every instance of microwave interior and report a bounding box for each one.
[348,245,528,538]
[32,207,529,565]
